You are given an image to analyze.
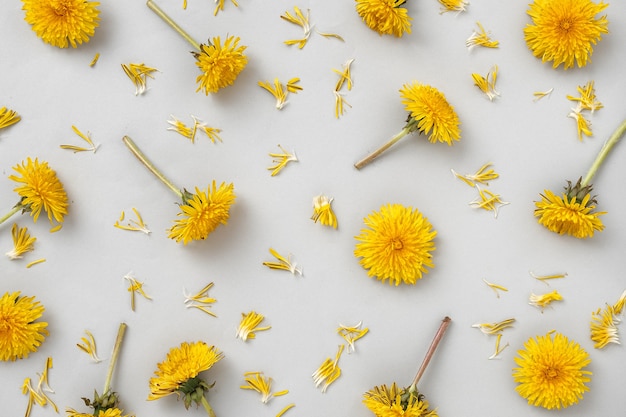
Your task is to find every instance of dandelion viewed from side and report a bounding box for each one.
[355,83,460,169]
[21,0,100,48]
[355,0,412,37]
[534,119,626,238]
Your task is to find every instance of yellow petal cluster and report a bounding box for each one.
[355,0,412,37]
[534,189,604,238]
[194,36,248,94]
[0,292,49,361]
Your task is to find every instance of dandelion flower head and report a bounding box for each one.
[193,35,248,94]
[513,332,591,409]
[148,341,223,403]
[22,0,100,48]
[355,0,412,38]
[168,181,236,244]
[67,408,131,417]
[524,0,609,69]
[400,83,461,145]
[9,157,69,226]
[354,204,436,286]
[363,383,438,417]
[534,180,605,239]
[0,291,49,361]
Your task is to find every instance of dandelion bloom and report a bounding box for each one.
[168,182,236,244]
[9,157,69,226]
[534,187,605,239]
[524,0,609,69]
[0,292,48,361]
[21,0,100,48]
[67,408,131,417]
[513,332,591,409]
[193,36,248,94]
[400,83,461,145]
[148,341,223,410]
[355,204,436,285]
[363,383,438,417]
[355,0,412,37]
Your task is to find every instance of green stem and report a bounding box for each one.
[146,0,201,51]
[354,126,412,170]
[0,204,22,226]
[103,323,127,395]
[581,118,626,187]
[409,316,451,391]
[122,136,183,199]
[200,396,217,417]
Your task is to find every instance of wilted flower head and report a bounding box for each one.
[193,36,248,94]
[0,291,48,361]
[524,0,609,69]
[22,0,100,48]
[355,0,412,37]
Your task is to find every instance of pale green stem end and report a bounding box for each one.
[122,136,183,199]
[582,118,626,187]
[103,323,128,395]
[200,396,217,417]
[354,126,412,170]
[147,0,201,51]
[0,204,22,226]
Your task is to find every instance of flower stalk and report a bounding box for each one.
[0,205,22,226]
[581,118,626,187]
[355,126,412,169]
[409,316,451,392]
[200,395,217,417]
[122,136,183,199]
[146,0,200,51]
[103,323,127,395]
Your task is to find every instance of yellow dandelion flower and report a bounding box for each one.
[466,21,499,50]
[213,0,238,16]
[67,408,131,417]
[311,194,338,229]
[438,0,468,13]
[193,36,248,95]
[355,83,460,169]
[590,290,626,349]
[312,345,344,393]
[524,0,608,69]
[354,204,436,286]
[0,292,48,361]
[355,0,412,38]
[363,382,438,417]
[236,311,271,341]
[535,187,604,239]
[513,332,591,409]
[6,223,37,260]
[21,0,100,48]
[0,106,21,131]
[148,341,223,415]
[5,158,69,227]
[529,290,563,311]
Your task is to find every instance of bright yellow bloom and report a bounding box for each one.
[0,107,21,131]
[354,204,436,286]
[590,290,626,349]
[363,383,438,417]
[355,0,412,37]
[529,290,563,311]
[193,36,248,94]
[400,83,461,145]
[312,345,344,392]
[513,332,591,409]
[0,292,48,361]
[534,188,605,238]
[21,0,100,48]
[148,341,223,410]
[67,408,131,417]
[236,311,271,341]
[9,158,69,226]
[311,195,338,229]
[524,0,608,69]
[466,21,499,50]
[168,182,236,244]
[6,223,37,260]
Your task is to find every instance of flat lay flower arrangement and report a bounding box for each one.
[1,1,626,416]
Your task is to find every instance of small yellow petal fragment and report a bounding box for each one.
[530,271,567,285]
[26,258,46,268]
[237,311,271,341]
[472,318,516,335]
[121,63,159,95]
[568,110,593,141]
[482,278,508,298]
[276,403,296,417]
[184,282,217,317]
[240,371,277,403]
[471,65,499,100]
[114,208,151,234]
[191,115,223,143]
[263,248,303,275]
[6,223,37,260]
[469,186,509,218]
[311,194,338,229]
[214,0,239,16]
[452,162,499,187]
[89,53,100,67]
[488,333,510,360]
[76,330,102,362]
[466,21,499,50]
[567,81,603,113]
[529,290,563,311]
[281,7,311,49]
[337,321,369,353]
[268,144,298,176]
[312,345,344,392]
[124,272,152,311]
[0,106,21,130]
[439,0,468,13]
[533,87,553,101]
[590,290,626,349]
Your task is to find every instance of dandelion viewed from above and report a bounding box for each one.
[354,204,436,285]
[355,0,412,37]
[21,0,101,48]
[193,36,248,95]
[513,332,591,409]
[524,0,609,69]
[0,291,48,361]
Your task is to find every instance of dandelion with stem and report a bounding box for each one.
[122,136,235,244]
[66,323,132,417]
[534,119,626,238]
[363,317,451,417]
[355,83,460,169]
[147,0,247,94]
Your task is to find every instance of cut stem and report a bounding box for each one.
[103,323,127,395]
[0,204,22,226]
[581,118,626,187]
[355,127,411,170]
[200,395,217,417]
[146,0,201,51]
[410,316,451,391]
[122,136,183,199]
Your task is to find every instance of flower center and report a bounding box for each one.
[544,367,559,379]
[390,238,403,250]
[51,0,72,16]
[559,19,572,32]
